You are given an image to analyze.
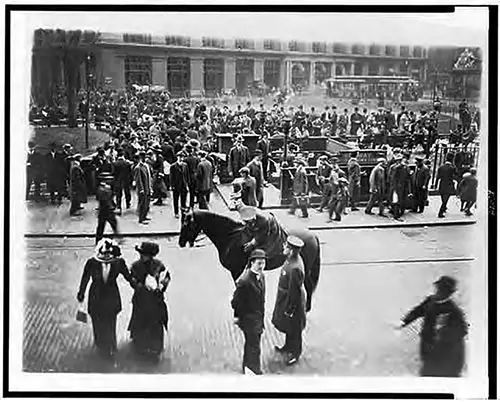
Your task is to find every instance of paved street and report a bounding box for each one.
[23,224,474,375]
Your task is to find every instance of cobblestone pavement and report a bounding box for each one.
[23,225,474,375]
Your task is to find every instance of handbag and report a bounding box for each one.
[76,302,88,323]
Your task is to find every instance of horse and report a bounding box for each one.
[178,209,321,312]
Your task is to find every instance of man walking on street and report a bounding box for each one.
[196,151,213,210]
[315,155,332,213]
[395,276,468,377]
[45,142,67,205]
[256,131,270,181]
[184,144,200,208]
[69,154,87,216]
[26,141,44,202]
[95,174,119,244]
[272,236,307,366]
[228,135,250,179]
[365,158,387,216]
[170,152,189,218]
[231,249,267,375]
[133,151,152,225]
[113,149,132,215]
[347,151,361,211]
[436,153,456,218]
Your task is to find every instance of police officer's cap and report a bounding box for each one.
[287,235,304,249]
[434,275,457,294]
[239,206,257,221]
[377,157,387,164]
[249,249,266,261]
[239,166,250,175]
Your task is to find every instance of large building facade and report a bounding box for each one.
[31,31,430,100]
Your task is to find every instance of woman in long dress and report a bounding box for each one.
[128,241,171,359]
[77,238,134,358]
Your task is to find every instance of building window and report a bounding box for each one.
[165,35,191,47]
[202,37,225,48]
[289,41,299,52]
[400,46,410,57]
[413,46,423,58]
[385,45,397,57]
[312,42,327,53]
[204,58,224,95]
[264,40,281,51]
[235,39,255,50]
[352,44,365,55]
[125,56,152,86]
[167,57,190,96]
[123,34,152,44]
[333,43,348,54]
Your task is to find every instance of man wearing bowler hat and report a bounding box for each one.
[69,154,87,216]
[396,275,468,377]
[231,249,267,375]
[289,158,309,218]
[272,235,307,366]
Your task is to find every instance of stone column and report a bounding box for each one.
[190,57,204,95]
[409,45,415,58]
[285,60,292,87]
[254,58,265,82]
[362,63,369,76]
[152,58,167,86]
[349,63,355,76]
[279,60,286,87]
[331,60,336,78]
[378,64,385,76]
[309,61,315,88]
[224,57,236,89]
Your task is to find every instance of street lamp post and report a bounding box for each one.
[85,54,91,150]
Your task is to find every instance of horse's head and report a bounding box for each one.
[178,208,200,248]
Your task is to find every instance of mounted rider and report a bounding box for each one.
[238,205,288,265]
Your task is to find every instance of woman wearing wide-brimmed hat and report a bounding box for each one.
[77,238,135,358]
[128,241,171,359]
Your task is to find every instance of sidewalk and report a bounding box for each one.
[25,186,476,238]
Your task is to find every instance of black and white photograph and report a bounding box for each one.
[4,5,493,398]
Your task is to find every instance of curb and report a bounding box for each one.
[24,219,476,239]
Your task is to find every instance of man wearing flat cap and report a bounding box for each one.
[228,136,250,180]
[231,249,267,375]
[396,275,468,377]
[196,150,213,210]
[184,143,200,208]
[272,235,307,366]
[239,167,258,207]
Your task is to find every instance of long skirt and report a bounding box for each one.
[128,289,168,357]
[91,313,117,356]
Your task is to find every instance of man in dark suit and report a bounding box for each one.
[170,152,189,218]
[45,142,67,205]
[113,149,132,214]
[231,249,267,375]
[396,275,468,377]
[133,151,152,225]
[350,107,363,136]
[69,154,87,216]
[436,154,456,218]
[347,151,361,211]
[256,131,270,181]
[389,153,412,220]
[184,144,200,208]
[228,135,250,179]
[95,175,119,244]
[246,150,265,209]
[412,156,431,213]
[26,141,45,201]
[196,151,213,210]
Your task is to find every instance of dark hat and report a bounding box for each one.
[28,140,36,148]
[249,249,266,261]
[287,235,304,249]
[188,139,200,149]
[72,153,82,160]
[415,155,425,161]
[239,166,250,175]
[253,149,263,156]
[434,275,457,294]
[63,143,72,149]
[135,241,160,257]
[239,206,257,221]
